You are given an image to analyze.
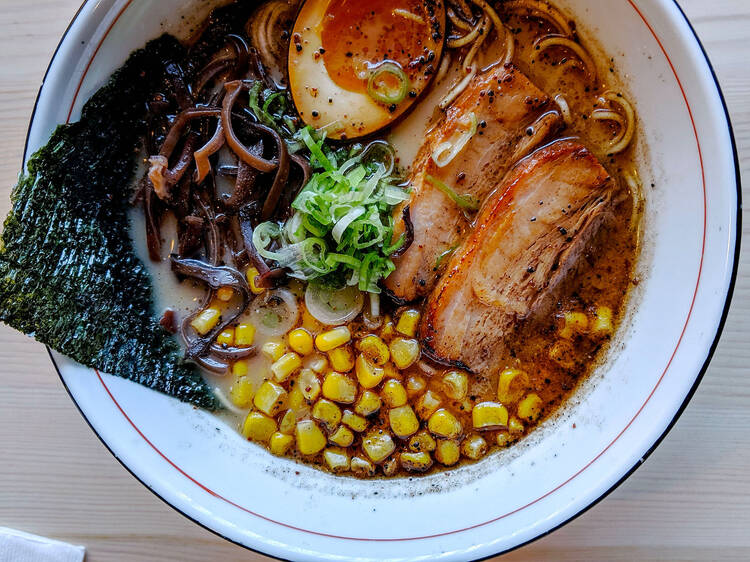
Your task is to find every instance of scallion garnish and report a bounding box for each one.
[367,61,410,106]
[254,126,409,293]
[425,174,481,212]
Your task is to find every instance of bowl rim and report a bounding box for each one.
[23,0,742,559]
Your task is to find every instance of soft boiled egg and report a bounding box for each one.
[288,0,446,140]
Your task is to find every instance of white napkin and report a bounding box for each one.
[0,527,85,562]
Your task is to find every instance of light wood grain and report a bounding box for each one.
[1,1,748,560]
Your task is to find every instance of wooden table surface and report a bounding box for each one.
[0,1,748,560]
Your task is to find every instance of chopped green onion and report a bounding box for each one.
[435,244,459,269]
[254,128,408,293]
[332,207,366,243]
[426,174,480,211]
[367,62,410,106]
[431,112,478,168]
[299,127,334,171]
[263,91,287,118]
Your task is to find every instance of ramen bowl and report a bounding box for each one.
[27,0,739,559]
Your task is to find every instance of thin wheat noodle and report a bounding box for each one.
[504,0,573,37]
[450,0,473,20]
[532,35,597,79]
[439,14,489,109]
[448,17,484,48]
[435,51,452,83]
[439,66,477,109]
[447,7,472,31]
[467,0,503,32]
[393,8,425,24]
[595,92,635,154]
[554,94,572,126]
[623,170,644,236]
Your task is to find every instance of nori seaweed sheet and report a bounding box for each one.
[0,35,220,410]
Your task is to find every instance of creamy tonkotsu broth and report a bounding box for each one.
[136,0,642,477]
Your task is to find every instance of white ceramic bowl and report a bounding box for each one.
[25,0,740,559]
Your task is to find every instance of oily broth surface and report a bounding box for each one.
[142,0,642,477]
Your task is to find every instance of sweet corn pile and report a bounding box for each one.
[205,283,618,477]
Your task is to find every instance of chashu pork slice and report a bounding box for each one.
[419,139,624,374]
[385,64,561,301]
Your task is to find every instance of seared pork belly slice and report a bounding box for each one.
[419,140,624,373]
[385,64,561,301]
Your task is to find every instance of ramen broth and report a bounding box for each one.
[138,0,642,477]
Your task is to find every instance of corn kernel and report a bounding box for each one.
[262,339,286,362]
[415,390,442,420]
[549,339,576,369]
[408,430,437,453]
[472,401,509,430]
[288,385,306,411]
[389,405,420,438]
[497,368,530,404]
[216,328,235,346]
[216,286,235,301]
[380,317,395,339]
[232,360,249,377]
[315,326,351,352]
[517,393,543,422]
[497,432,513,447]
[400,451,433,472]
[382,379,408,407]
[509,416,525,434]
[229,376,255,408]
[234,323,256,347]
[288,328,314,355]
[246,267,265,295]
[242,411,277,442]
[323,447,350,472]
[302,307,325,333]
[190,307,221,335]
[307,354,328,373]
[312,398,342,429]
[279,409,296,434]
[363,430,396,464]
[355,390,382,417]
[329,425,354,447]
[592,305,614,336]
[328,346,355,372]
[351,456,376,477]
[406,375,426,397]
[269,431,294,455]
[559,311,588,339]
[383,362,402,380]
[428,409,463,439]
[462,434,488,460]
[271,352,302,382]
[341,410,367,432]
[389,338,420,369]
[382,456,399,476]
[396,309,421,337]
[253,381,288,416]
[355,354,385,389]
[357,335,390,365]
[443,370,468,400]
[295,420,327,455]
[322,371,357,403]
[435,439,460,466]
[298,368,321,402]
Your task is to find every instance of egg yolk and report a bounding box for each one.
[320,0,434,94]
